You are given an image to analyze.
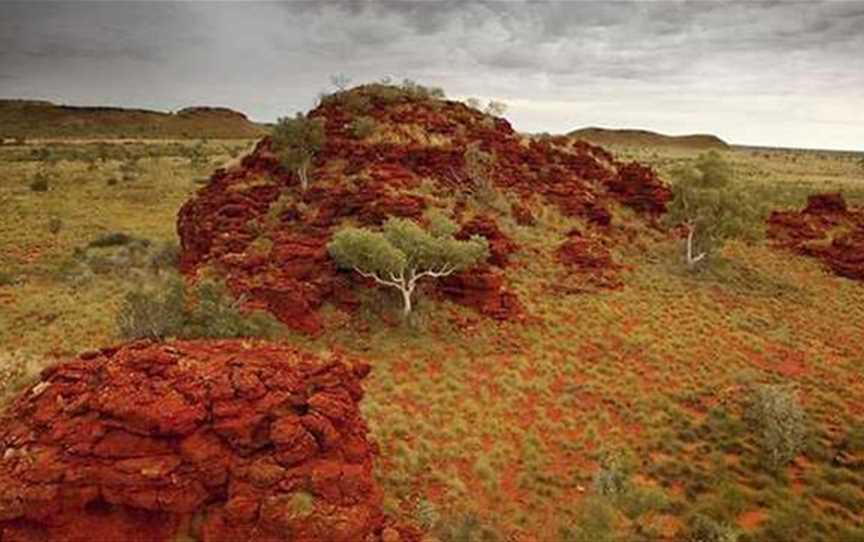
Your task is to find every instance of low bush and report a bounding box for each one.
[148,240,180,272]
[29,172,49,192]
[117,274,282,340]
[0,271,16,286]
[593,453,632,497]
[685,514,740,542]
[350,116,377,139]
[0,351,45,406]
[560,497,617,542]
[61,235,178,279]
[432,512,502,542]
[88,232,139,248]
[47,217,63,235]
[745,384,807,468]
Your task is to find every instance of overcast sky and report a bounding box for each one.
[1,1,862,150]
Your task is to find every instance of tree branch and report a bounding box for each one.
[413,263,456,283]
[354,267,403,289]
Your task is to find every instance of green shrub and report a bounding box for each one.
[685,514,740,542]
[350,116,377,139]
[339,92,372,114]
[463,143,507,212]
[663,151,766,268]
[117,274,282,340]
[328,215,489,317]
[433,513,502,542]
[593,454,632,497]
[0,271,16,286]
[271,113,326,191]
[414,498,440,531]
[560,497,617,542]
[47,217,63,235]
[118,277,186,339]
[119,159,141,181]
[745,384,807,468]
[88,232,139,248]
[148,241,180,272]
[0,351,46,406]
[29,172,49,192]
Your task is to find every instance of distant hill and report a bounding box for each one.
[569,126,729,150]
[0,99,268,139]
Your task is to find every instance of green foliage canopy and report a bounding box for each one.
[329,217,489,279]
[271,113,325,190]
[664,151,764,265]
[327,216,489,315]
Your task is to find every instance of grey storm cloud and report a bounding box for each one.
[0,0,862,150]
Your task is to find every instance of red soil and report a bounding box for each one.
[0,340,415,542]
[767,192,864,280]
[177,86,670,332]
[556,229,622,289]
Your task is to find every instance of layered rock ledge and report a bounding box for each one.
[0,340,404,542]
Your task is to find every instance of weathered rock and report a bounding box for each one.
[604,162,671,216]
[455,215,518,267]
[767,192,864,281]
[804,192,847,214]
[557,231,615,270]
[176,86,670,333]
[0,340,397,542]
[439,268,523,321]
[510,202,536,226]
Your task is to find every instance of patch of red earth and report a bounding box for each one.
[743,343,809,379]
[556,229,623,289]
[0,340,416,542]
[768,192,864,281]
[737,508,767,530]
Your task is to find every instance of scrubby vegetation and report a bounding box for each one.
[0,351,45,406]
[2,85,864,540]
[117,274,282,340]
[271,113,325,190]
[745,384,807,469]
[328,214,489,316]
[665,151,765,268]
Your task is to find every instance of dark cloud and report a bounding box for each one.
[0,0,861,149]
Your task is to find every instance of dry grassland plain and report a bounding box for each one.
[2,137,864,541]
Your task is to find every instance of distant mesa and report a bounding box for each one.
[0,99,267,139]
[569,126,729,150]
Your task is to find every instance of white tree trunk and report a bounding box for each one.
[400,285,413,317]
[355,265,455,319]
[297,166,308,191]
[685,224,706,268]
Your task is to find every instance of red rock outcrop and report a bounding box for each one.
[767,192,864,280]
[556,229,622,289]
[455,215,518,267]
[177,85,670,332]
[439,268,524,321]
[605,162,672,217]
[0,340,407,542]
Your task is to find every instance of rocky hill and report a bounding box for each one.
[0,99,267,140]
[0,340,417,542]
[768,192,864,280]
[570,126,729,150]
[177,84,671,333]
